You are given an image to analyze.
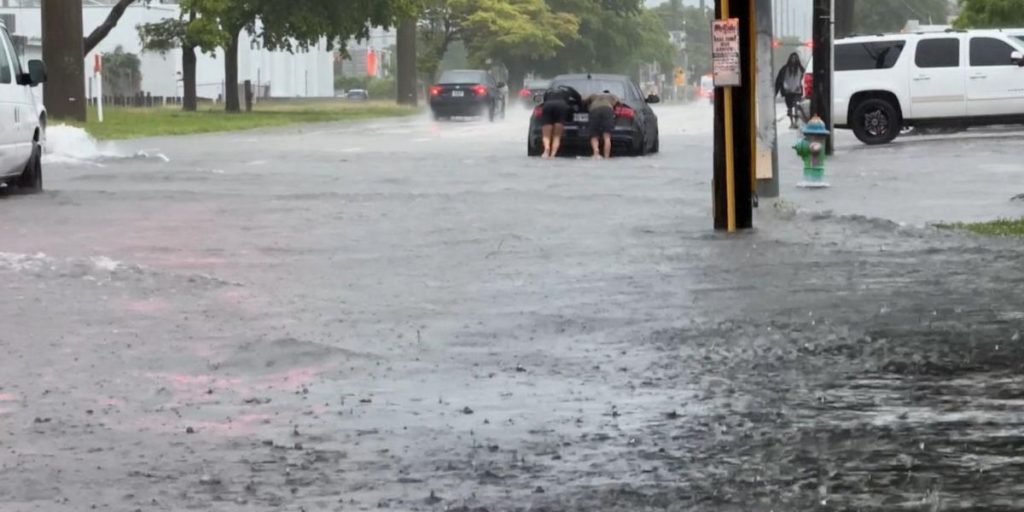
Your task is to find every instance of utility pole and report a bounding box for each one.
[754,0,778,198]
[712,0,755,232]
[811,0,834,154]
[396,18,418,107]
[42,0,87,121]
[835,1,855,39]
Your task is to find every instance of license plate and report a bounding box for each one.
[574,113,589,123]
[451,90,465,97]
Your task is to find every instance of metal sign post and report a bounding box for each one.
[94,53,104,123]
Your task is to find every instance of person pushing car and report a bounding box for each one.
[538,85,581,158]
[585,90,619,159]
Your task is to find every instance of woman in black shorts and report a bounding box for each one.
[539,86,577,158]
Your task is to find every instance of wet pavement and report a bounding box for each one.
[1,105,1023,511]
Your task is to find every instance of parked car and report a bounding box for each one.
[0,21,47,193]
[527,73,660,157]
[804,30,1024,145]
[517,79,550,108]
[345,89,369,101]
[429,69,507,121]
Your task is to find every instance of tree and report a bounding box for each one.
[138,9,217,111]
[180,0,417,112]
[454,0,579,89]
[102,45,142,97]
[851,0,948,34]
[84,0,140,56]
[955,0,1024,28]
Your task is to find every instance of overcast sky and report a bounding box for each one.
[644,0,813,39]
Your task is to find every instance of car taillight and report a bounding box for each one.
[473,84,488,96]
[533,106,543,119]
[803,73,813,99]
[519,88,531,97]
[614,105,635,119]
[430,85,442,97]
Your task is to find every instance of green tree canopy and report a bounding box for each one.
[955,0,1024,28]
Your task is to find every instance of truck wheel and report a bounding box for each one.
[852,98,900,145]
[15,144,42,192]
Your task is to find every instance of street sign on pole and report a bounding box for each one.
[712,19,742,86]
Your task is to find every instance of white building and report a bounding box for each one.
[0,1,335,100]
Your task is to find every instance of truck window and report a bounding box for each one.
[0,29,12,84]
[970,37,1019,67]
[915,38,960,68]
[835,41,905,71]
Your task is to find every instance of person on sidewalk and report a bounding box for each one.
[538,85,579,158]
[775,52,806,129]
[585,90,619,159]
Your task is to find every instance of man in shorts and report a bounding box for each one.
[585,90,619,159]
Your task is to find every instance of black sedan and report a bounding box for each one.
[527,74,659,157]
[429,69,507,122]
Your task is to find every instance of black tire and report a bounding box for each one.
[634,133,647,156]
[651,134,660,154]
[487,102,496,122]
[431,110,444,121]
[15,144,42,192]
[851,98,901,145]
[527,140,542,157]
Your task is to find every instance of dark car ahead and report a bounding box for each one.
[527,74,660,157]
[429,69,506,121]
[517,79,550,108]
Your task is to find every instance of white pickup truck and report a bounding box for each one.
[805,29,1024,145]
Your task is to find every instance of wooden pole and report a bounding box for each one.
[713,0,755,232]
[396,18,418,106]
[42,0,86,121]
[812,0,834,154]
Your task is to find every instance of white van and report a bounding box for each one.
[807,30,1024,144]
[0,20,47,192]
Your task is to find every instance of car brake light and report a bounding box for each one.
[533,106,543,119]
[519,88,531,97]
[802,73,813,99]
[473,84,488,96]
[430,85,442,97]
[614,105,635,119]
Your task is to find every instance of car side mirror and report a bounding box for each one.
[646,94,661,104]
[1013,51,1024,66]
[28,60,47,86]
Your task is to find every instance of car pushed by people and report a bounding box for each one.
[527,73,660,157]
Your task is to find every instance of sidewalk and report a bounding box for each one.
[775,123,1024,225]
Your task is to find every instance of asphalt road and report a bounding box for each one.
[2,105,1024,511]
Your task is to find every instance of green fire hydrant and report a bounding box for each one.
[793,116,830,188]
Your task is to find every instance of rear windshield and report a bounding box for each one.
[550,79,629,100]
[438,70,487,84]
[835,41,905,71]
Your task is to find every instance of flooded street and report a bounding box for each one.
[2,105,1023,511]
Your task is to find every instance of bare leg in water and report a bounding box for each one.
[602,133,612,159]
[590,136,601,158]
[550,124,564,158]
[541,124,553,158]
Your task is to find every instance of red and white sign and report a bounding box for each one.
[711,19,741,87]
[93,53,102,74]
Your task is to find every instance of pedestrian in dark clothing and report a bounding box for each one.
[775,52,806,129]
[538,86,581,158]
[584,90,619,159]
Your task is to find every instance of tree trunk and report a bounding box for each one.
[224,28,241,113]
[182,44,197,111]
[506,65,526,92]
[83,0,136,56]
[396,18,418,106]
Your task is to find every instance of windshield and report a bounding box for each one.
[550,79,628,99]
[438,70,487,84]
